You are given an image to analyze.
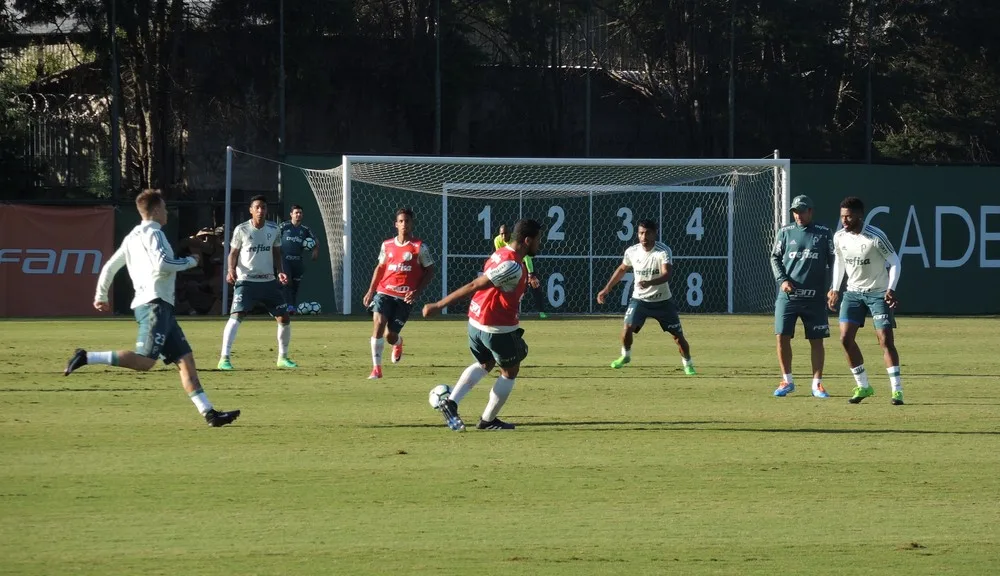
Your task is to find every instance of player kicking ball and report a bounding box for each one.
[597,219,695,375]
[63,189,240,427]
[422,218,543,431]
[828,196,904,405]
[362,208,435,379]
[218,195,298,370]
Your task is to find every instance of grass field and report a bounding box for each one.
[1,314,998,575]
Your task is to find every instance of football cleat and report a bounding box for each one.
[64,348,88,376]
[683,364,697,375]
[276,357,298,368]
[477,418,515,430]
[848,385,876,404]
[439,399,465,431]
[368,366,383,380]
[204,408,241,427]
[891,390,904,405]
[391,339,404,364]
[610,356,631,369]
[217,357,234,371]
[773,382,795,397]
[812,384,830,398]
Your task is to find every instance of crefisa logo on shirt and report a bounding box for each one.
[248,244,272,254]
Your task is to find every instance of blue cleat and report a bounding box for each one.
[812,384,830,398]
[773,382,795,397]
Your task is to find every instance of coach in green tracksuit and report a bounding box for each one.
[770,195,835,399]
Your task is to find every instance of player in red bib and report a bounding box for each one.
[362,208,436,379]
[423,218,542,431]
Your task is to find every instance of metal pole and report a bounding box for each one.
[278,0,286,205]
[865,0,874,164]
[433,0,442,155]
[110,0,120,198]
[222,146,233,316]
[728,0,736,158]
[584,3,592,157]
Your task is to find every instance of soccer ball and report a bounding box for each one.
[303,237,316,250]
[428,384,451,409]
[296,301,322,315]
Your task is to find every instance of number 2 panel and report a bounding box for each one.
[520,197,589,256]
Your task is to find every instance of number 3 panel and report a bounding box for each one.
[591,192,660,257]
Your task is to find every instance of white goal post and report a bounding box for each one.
[237,153,790,316]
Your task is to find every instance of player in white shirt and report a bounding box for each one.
[218,195,297,370]
[827,196,904,405]
[63,189,240,427]
[596,219,696,374]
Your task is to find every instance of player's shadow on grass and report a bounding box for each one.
[715,426,1000,436]
[367,421,1000,435]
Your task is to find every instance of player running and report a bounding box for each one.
[279,204,319,314]
[63,189,240,427]
[362,208,435,379]
[218,195,297,370]
[770,195,836,398]
[828,196,904,405]
[597,219,695,374]
[423,218,543,431]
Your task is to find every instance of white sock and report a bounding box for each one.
[683,357,694,368]
[782,373,794,385]
[887,366,902,392]
[189,390,212,414]
[450,363,488,404]
[277,322,290,359]
[812,377,823,390]
[221,317,241,358]
[87,351,115,365]
[371,337,384,367]
[851,364,870,388]
[482,376,515,422]
[621,346,630,358]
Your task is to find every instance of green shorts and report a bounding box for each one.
[774,296,830,339]
[134,299,192,364]
[371,293,413,334]
[468,324,529,368]
[624,298,683,336]
[839,290,896,330]
[231,280,287,316]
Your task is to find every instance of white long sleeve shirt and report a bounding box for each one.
[95,220,198,309]
[831,224,901,293]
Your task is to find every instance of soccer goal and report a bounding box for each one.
[227,152,790,316]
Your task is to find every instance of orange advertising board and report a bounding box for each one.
[0,205,116,317]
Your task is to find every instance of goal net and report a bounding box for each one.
[301,156,790,316]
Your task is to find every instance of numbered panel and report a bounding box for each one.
[591,257,729,314]
[591,191,731,259]
[660,192,730,258]
[518,256,591,313]
[521,196,591,256]
[443,256,595,316]
[590,192,662,257]
[444,197,520,257]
